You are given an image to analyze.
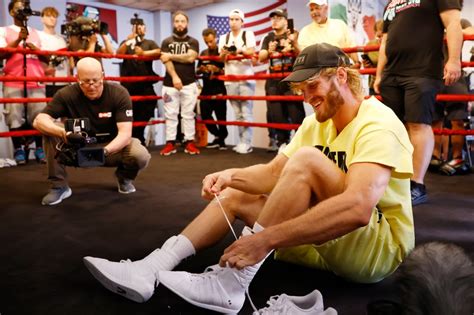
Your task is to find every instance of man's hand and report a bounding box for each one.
[219,232,271,269]
[134,46,144,56]
[373,75,381,94]
[172,76,183,90]
[25,42,38,50]
[443,59,461,86]
[17,27,28,42]
[201,170,233,200]
[160,52,171,63]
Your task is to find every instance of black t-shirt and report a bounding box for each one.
[197,47,226,95]
[161,35,199,87]
[43,82,133,142]
[383,0,462,79]
[120,38,159,88]
[261,32,295,74]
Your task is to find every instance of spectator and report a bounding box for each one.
[159,11,200,156]
[374,0,463,205]
[39,7,69,98]
[298,0,360,67]
[219,9,257,154]
[117,19,160,145]
[33,57,151,205]
[362,19,383,95]
[197,28,228,150]
[259,8,305,153]
[0,0,49,165]
[430,18,473,176]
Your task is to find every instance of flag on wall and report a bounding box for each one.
[207,0,287,48]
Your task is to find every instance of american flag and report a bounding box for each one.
[207,0,287,49]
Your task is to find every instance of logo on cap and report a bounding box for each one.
[294,55,307,67]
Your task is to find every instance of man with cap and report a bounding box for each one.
[83,44,414,314]
[117,19,161,145]
[259,8,305,152]
[298,0,361,67]
[218,9,257,154]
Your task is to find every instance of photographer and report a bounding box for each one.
[259,9,305,153]
[33,57,151,206]
[39,7,69,98]
[117,16,160,145]
[67,16,114,75]
[0,0,48,165]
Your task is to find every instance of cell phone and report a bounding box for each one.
[361,54,374,66]
[287,18,294,34]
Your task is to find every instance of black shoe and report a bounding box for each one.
[428,156,444,172]
[410,180,427,206]
[206,139,220,149]
[218,141,227,150]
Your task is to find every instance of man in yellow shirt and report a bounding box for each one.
[83,44,414,314]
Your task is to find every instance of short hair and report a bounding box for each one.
[172,10,189,22]
[374,19,383,32]
[202,28,216,37]
[41,7,59,17]
[8,0,22,12]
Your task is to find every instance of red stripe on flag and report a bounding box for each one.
[244,17,271,28]
[245,0,287,18]
[254,26,274,36]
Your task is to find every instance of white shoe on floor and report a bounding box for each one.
[253,289,338,314]
[83,256,157,303]
[159,263,259,313]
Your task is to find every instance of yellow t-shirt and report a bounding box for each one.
[298,19,356,51]
[280,97,415,280]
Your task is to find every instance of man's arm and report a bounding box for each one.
[166,49,198,63]
[103,121,132,155]
[440,9,463,86]
[201,154,288,199]
[373,33,388,94]
[33,113,67,142]
[220,162,392,268]
[162,59,183,90]
[100,34,114,54]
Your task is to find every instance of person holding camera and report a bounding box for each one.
[33,57,151,206]
[39,7,69,98]
[159,11,200,156]
[197,28,228,150]
[0,0,49,165]
[218,9,257,154]
[259,8,305,153]
[117,17,161,146]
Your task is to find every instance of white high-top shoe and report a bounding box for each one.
[83,236,183,303]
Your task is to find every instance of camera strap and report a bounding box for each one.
[225,31,246,47]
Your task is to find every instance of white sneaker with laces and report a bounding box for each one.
[83,236,186,303]
[254,289,338,315]
[236,143,253,154]
[159,262,260,313]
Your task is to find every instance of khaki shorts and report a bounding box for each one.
[274,207,407,283]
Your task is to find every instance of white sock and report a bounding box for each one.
[252,221,265,233]
[141,234,195,274]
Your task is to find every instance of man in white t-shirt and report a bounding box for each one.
[39,7,69,98]
[218,9,257,154]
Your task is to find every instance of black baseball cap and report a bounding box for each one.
[281,43,351,83]
[269,8,287,19]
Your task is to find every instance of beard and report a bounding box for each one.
[173,27,188,37]
[315,81,344,123]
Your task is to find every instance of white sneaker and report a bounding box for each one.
[159,263,260,313]
[254,289,338,315]
[83,256,157,303]
[236,143,253,154]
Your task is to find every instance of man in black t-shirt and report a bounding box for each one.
[33,57,151,206]
[259,9,305,153]
[374,0,463,206]
[117,21,161,145]
[197,28,228,150]
[159,11,200,156]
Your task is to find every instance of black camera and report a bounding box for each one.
[223,45,237,53]
[49,55,67,67]
[14,0,40,21]
[61,16,108,37]
[130,13,144,25]
[55,118,105,168]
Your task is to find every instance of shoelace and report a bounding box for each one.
[253,295,285,314]
[213,194,259,313]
